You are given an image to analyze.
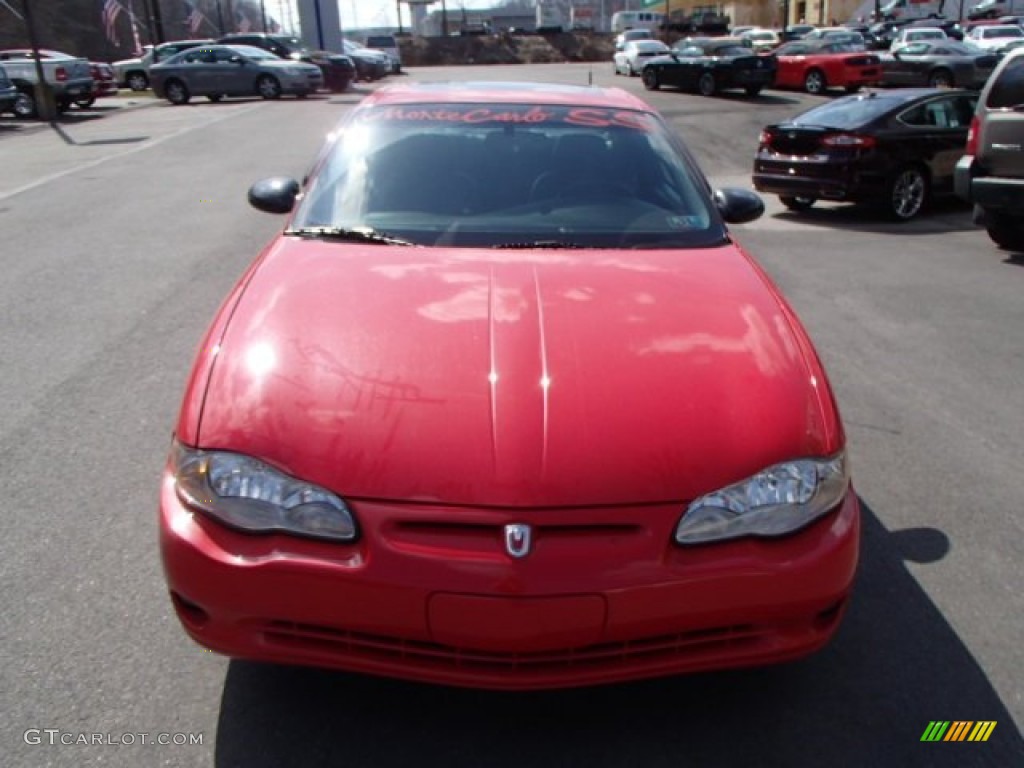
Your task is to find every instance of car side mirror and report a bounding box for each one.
[714,188,764,224]
[248,177,300,214]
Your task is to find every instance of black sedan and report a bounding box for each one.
[879,40,999,88]
[753,88,978,220]
[642,38,776,97]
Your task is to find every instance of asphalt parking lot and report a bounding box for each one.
[1,66,1021,767]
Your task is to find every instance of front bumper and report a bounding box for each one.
[160,470,860,690]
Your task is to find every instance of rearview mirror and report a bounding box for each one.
[248,177,300,214]
[714,188,764,224]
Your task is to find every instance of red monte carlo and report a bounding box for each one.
[160,81,860,690]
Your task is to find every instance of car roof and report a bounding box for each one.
[0,48,73,58]
[358,81,654,112]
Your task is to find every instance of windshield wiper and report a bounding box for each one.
[492,240,591,249]
[284,226,415,246]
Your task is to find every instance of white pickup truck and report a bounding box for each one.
[0,49,94,118]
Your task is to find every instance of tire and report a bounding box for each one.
[804,68,827,95]
[164,79,190,105]
[643,68,660,91]
[13,89,36,119]
[744,84,762,97]
[206,94,223,102]
[886,165,929,221]
[928,68,954,88]
[627,61,636,77]
[780,195,816,211]
[698,72,717,97]
[985,212,1024,250]
[74,96,96,108]
[126,71,148,91]
[257,74,282,100]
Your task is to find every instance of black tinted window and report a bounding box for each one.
[987,56,1024,108]
[794,94,908,128]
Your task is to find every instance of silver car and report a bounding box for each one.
[149,44,322,105]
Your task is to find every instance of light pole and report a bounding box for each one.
[20,0,55,121]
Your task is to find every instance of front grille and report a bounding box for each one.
[260,620,766,674]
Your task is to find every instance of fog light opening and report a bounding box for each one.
[171,591,210,629]
[813,599,845,632]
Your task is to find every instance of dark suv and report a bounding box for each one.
[217,33,354,92]
[955,47,1024,250]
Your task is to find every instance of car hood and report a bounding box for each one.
[194,239,836,507]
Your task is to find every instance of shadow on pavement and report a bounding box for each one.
[770,196,978,235]
[213,498,1022,768]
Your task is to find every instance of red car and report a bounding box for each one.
[160,81,860,690]
[772,40,882,94]
[79,61,118,107]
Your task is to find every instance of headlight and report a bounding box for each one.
[674,452,849,545]
[171,441,358,542]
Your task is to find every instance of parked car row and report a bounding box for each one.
[617,30,1016,96]
[753,45,1024,239]
[0,33,402,118]
[617,38,882,96]
[0,49,94,118]
[613,29,1023,235]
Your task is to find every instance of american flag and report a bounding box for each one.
[268,19,281,34]
[128,1,144,55]
[236,11,251,33]
[102,0,123,46]
[184,1,204,36]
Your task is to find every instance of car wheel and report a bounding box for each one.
[206,94,224,102]
[985,212,1024,250]
[698,72,717,97]
[780,195,816,211]
[886,166,929,221]
[643,68,660,90]
[928,68,954,88]
[13,89,36,119]
[744,84,762,97]
[257,74,282,100]
[804,69,827,94]
[164,79,190,105]
[74,96,96,108]
[126,71,149,91]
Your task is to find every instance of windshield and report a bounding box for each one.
[229,46,278,60]
[292,102,723,249]
[984,27,1023,38]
